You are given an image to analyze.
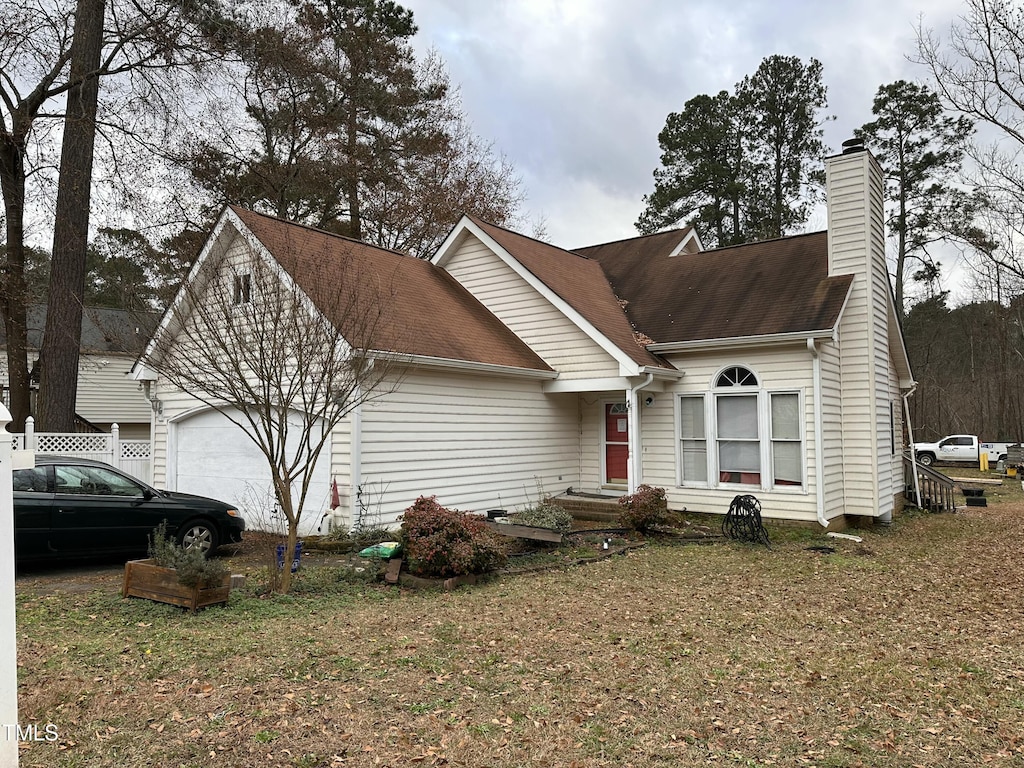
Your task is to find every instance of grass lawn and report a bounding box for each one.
[15,478,1024,767]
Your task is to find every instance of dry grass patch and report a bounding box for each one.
[15,492,1024,767]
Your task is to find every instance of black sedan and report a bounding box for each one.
[13,455,245,563]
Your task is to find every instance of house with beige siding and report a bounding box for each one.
[1,306,156,438]
[134,141,914,534]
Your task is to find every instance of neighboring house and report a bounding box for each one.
[1,306,157,438]
[134,142,914,534]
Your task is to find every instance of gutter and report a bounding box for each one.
[627,373,655,494]
[369,350,558,379]
[807,338,828,528]
[648,329,836,353]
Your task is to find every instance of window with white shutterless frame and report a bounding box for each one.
[676,365,805,490]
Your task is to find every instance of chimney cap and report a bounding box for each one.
[842,136,865,154]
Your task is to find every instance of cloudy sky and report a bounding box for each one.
[407,0,970,283]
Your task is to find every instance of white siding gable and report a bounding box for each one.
[441,233,622,379]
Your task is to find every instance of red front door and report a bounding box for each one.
[605,403,629,485]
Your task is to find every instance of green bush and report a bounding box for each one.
[618,484,669,532]
[510,502,574,533]
[399,496,507,579]
[148,521,228,588]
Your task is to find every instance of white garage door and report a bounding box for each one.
[172,408,333,536]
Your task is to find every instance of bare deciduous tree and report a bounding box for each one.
[0,0,231,429]
[916,0,1024,281]
[139,223,404,593]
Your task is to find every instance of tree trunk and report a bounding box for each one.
[0,138,32,430]
[346,106,361,241]
[36,0,105,432]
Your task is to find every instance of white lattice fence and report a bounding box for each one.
[34,432,112,459]
[10,418,152,484]
[120,440,152,484]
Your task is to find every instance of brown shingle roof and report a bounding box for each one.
[576,231,852,344]
[230,207,553,372]
[466,216,671,369]
[573,228,696,262]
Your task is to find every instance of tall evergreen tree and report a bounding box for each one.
[179,1,520,257]
[637,91,748,247]
[735,55,829,240]
[855,80,976,319]
[638,55,829,246]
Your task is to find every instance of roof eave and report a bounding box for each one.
[370,350,558,379]
[647,328,838,353]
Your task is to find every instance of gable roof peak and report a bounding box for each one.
[462,212,594,261]
[227,205,409,260]
[572,225,694,252]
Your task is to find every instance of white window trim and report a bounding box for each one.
[675,369,808,493]
[675,393,709,488]
[768,389,807,493]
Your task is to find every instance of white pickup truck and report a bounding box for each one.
[912,435,1019,467]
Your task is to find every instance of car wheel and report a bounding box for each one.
[917,453,934,467]
[178,519,219,557]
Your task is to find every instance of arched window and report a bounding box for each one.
[716,366,758,388]
[714,366,760,485]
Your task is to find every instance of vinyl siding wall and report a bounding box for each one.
[358,366,580,527]
[1,353,151,436]
[442,234,621,378]
[577,347,822,521]
[76,354,152,430]
[827,149,891,518]
[819,338,847,521]
[151,229,252,489]
[150,380,204,489]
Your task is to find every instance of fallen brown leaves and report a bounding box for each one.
[14,496,1024,767]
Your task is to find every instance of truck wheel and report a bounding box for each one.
[917,453,935,467]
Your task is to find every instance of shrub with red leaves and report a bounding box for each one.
[399,496,508,578]
[618,484,668,532]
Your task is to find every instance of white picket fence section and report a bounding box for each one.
[9,417,152,484]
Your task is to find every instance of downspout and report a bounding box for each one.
[627,373,655,495]
[348,386,363,532]
[903,385,921,510]
[807,339,828,528]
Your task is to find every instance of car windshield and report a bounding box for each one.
[54,465,145,497]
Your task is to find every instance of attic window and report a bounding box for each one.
[234,273,252,305]
[716,366,758,387]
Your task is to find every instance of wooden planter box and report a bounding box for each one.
[122,559,231,612]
